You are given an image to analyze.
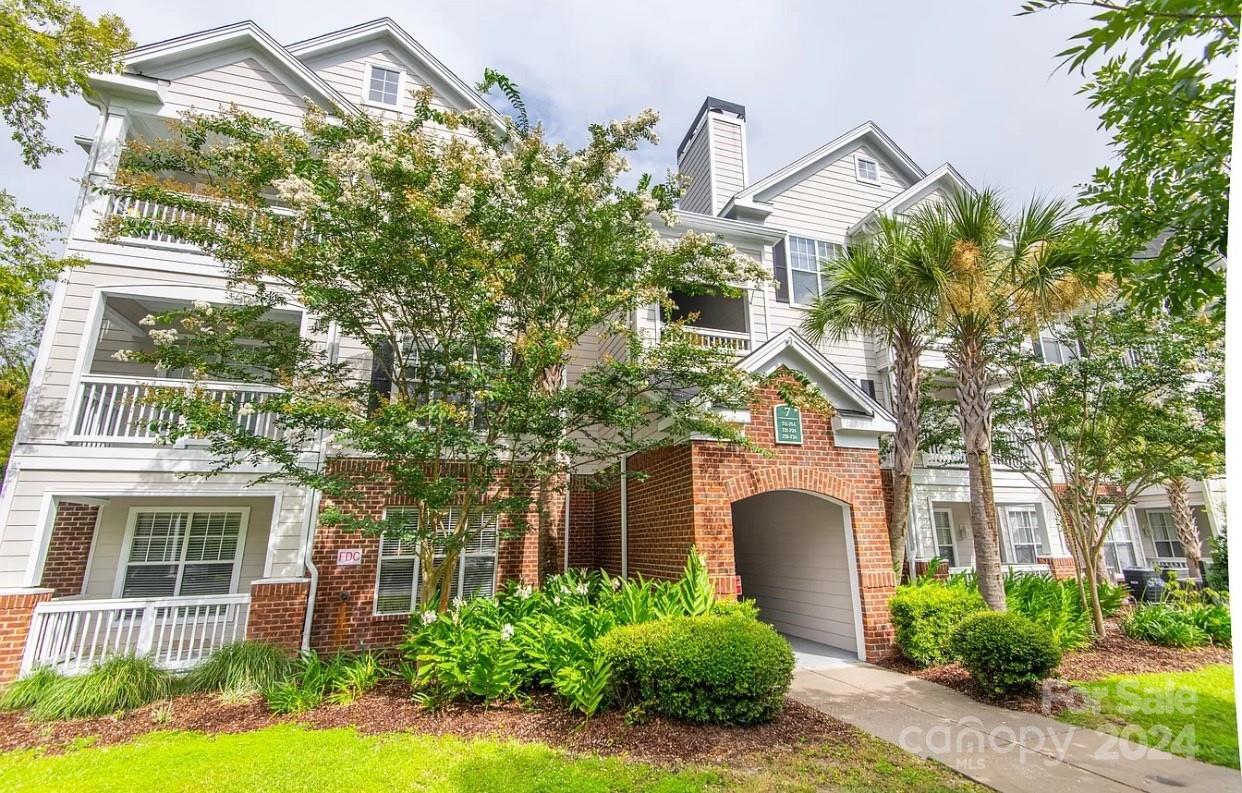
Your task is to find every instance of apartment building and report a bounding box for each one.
[0,19,1224,682]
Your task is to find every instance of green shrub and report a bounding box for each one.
[1095,580,1129,618]
[949,612,1061,696]
[183,641,292,695]
[1004,573,1092,651]
[599,615,793,725]
[709,597,760,620]
[1186,602,1232,646]
[1123,604,1211,648]
[31,656,172,720]
[263,651,383,714]
[889,583,985,666]
[1206,534,1229,592]
[0,667,62,711]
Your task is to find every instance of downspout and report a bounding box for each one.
[300,321,341,651]
[620,454,629,577]
[563,476,571,572]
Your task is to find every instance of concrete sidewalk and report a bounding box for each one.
[791,663,1240,793]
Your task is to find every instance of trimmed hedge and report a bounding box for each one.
[949,612,1061,696]
[890,583,985,666]
[599,615,793,725]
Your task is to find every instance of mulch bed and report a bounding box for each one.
[877,620,1232,715]
[0,680,855,764]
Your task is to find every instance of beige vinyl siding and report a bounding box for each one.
[83,496,273,598]
[162,58,308,126]
[710,117,745,211]
[677,123,714,215]
[310,48,454,117]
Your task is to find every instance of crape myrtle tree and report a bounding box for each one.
[993,298,1223,632]
[801,215,937,576]
[105,76,774,609]
[1021,0,1237,317]
[908,190,1098,611]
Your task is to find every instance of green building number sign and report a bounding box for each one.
[773,404,803,445]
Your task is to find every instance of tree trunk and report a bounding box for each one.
[952,336,1006,611]
[1167,476,1202,576]
[888,337,923,577]
[535,363,566,581]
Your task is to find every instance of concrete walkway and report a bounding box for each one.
[790,661,1241,793]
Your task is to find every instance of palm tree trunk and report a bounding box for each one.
[888,337,923,576]
[952,336,1006,611]
[1167,476,1201,576]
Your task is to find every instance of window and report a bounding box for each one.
[1005,507,1043,565]
[1102,513,1138,573]
[1035,336,1076,364]
[366,65,401,106]
[1148,510,1183,558]
[120,509,246,598]
[854,155,879,184]
[932,510,956,565]
[375,507,499,615]
[858,379,877,401]
[787,236,842,304]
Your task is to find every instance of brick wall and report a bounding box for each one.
[1037,556,1077,580]
[0,590,52,685]
[38,502,99,598]
[247,580,310,651]
[566,475,596,569]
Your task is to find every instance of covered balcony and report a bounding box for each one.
[22,496,284,675]
[660,290,752,354]
[68,292,301,445]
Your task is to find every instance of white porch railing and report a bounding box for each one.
[921,446,966,467]
[1152,557,1190,571]
[21,594,251,675]
[71,375,282,443]
[105,193,207,249]
[684,326,751,354]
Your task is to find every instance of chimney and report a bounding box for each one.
[675,97,748,216]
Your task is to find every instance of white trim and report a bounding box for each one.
[79,504,106,595]
[360,62,405,110]
[261,491,285,579]
[112,505,251,599]
[931,507,959,566]
[853,153,880,185]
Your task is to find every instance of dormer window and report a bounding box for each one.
[854,155,880,185]
[366,65,402,107]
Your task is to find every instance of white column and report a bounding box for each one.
[70,110,129,242]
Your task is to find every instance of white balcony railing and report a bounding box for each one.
[684,326,750,354]
[71,375,282,443]
[20,594,251,675]
[921,446,966,467]
[105,193,205,249]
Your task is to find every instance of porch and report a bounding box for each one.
[21,495,292,675]
[915,499,1064,577]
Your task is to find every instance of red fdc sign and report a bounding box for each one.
[336,549,363,566]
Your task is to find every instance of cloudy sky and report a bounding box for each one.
[3,0,1113,225]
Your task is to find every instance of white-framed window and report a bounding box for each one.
[117,508,248,598]
[365,64,402,107]
[932,509,956,565]
[787,236,843,305]
[854,154,880,185]
[374,507,499,615]
[1148,510,1183,558]
[1036,335,1077,364]
[1102,512,1138,573]
[1005,506,1043,565]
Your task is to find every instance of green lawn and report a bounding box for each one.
[1057,664,1238,768]
[0,723,985,793]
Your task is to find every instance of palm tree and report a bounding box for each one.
[802,215,936,577]
[909,189,1088,610]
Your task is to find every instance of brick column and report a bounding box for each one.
[1037,556,1077,580]
[0,589,53,685]
[246,579,310,652]
[38,502,100,598]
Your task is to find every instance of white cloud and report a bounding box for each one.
[1,0,1111,228]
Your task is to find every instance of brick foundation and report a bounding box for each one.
[38,502,99,598]
[0,590,53,685]
[247,580,311,651]
[913,559,950,580]
[1037,556,1077,580]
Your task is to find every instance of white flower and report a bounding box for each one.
[515,584,532,600]
[148,328,179,345]
[236,402,256,417]
[139,314,157,327]
[451,596,464,610]
[552,596,561,606]
[191,299,213,314]
[610,578,621,590]
[575,583,589,596]
[420,610,438,625]
[500,623,515,641]
[111,349,134,362]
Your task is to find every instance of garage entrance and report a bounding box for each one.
[731,489,863,658]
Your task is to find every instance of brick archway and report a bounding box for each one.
[721,465,860,510]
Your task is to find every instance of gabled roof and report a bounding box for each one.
[287,17,506,129]
[120,20,358,114]
[738,329,895,430]
[847,162,974,237]
[725,121,926,212]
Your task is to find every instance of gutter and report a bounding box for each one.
[620,454,629,577]
[300,321,341,652]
